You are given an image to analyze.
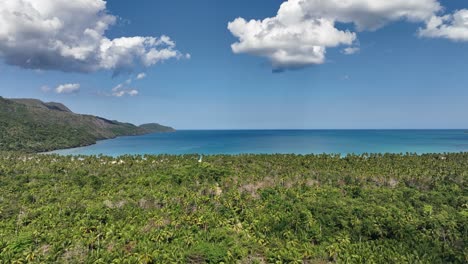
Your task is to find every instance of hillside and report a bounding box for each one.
[139,123,176,133]
[0,97,174,152]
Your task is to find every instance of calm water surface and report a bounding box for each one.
[49,130,468,156]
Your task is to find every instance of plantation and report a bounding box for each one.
[0,153,466,263]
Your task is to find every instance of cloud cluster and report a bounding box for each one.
[419,9,468,41]
[111,82,139,97]
[56,83,81,94]
[228,0,467,71]
[228,16,356,68]
[112,87,139,97]
[110,72,147,97]
[0,0,188,73]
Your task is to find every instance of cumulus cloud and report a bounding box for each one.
[56,83,80,94]
[296,0,441,31]
[0,0,189,73]
[419,10,468,42]
[228,16,355,69]
[136,73,146,80]
[228,0,442,70]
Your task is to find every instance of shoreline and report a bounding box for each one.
[42,150,468,158]
[38,129,468,156]
[39,131,176,155]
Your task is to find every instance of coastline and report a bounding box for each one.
[43,129,468,157]
[40,130,176,155]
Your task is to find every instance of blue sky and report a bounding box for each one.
[0,0,467,129]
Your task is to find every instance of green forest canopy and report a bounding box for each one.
[0,153,466,263]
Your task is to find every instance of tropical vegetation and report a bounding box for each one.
[0,152,466,263]
[0,97,174,153]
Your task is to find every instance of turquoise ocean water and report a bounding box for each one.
[50,130,468,156]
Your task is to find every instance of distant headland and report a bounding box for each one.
[0,96,174,153]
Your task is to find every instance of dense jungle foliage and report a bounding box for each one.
[0,153,467,263]
[0,97,174,153]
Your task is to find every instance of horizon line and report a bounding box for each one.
[172,128,468,131]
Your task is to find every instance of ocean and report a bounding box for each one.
[49,130,468,156]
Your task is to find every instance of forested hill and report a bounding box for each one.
[0,97,174,152]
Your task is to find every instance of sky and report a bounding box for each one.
[0,0,467,129]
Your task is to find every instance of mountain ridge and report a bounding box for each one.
[0,96,175,153]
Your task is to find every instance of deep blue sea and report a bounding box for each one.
[49,130,468,156]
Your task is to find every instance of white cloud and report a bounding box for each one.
[296,0,441,31]
[55,83,80,94]
[342,47,360,55]
[419,9,468,42]
[110,73,147,97]
[112,84,124,92]
[228,0,442,70]
[127,90,139,96]
[112,88,138,97]
[136,73,146,80]
[0,0,189,73]
[110,73,146,97]
[228,16,356,70]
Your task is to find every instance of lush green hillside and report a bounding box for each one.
[0,97,174,153]
[0,153,466,263]
[139,123,176,133]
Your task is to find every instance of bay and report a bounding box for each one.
[49,130,468,156]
